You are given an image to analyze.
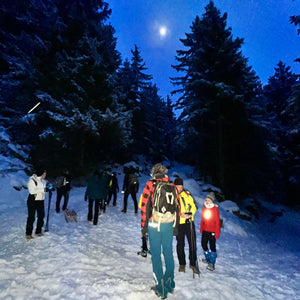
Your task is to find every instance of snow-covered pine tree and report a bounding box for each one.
[171,1,268,199]
[115,45,154,157]
[138,83,174,161]
[0,0,128,175]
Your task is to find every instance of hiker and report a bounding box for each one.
[107,172,119,206]
[84,169,110,225]
[121,168,139,213]
[25,168,47,239]
[200,192,221,271]
[55,170,71,213]
[140,163,180,299]
[174,177,200,275]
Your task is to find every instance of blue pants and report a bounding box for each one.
[148,222,175,298]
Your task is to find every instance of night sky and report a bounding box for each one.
[108,0,300,99]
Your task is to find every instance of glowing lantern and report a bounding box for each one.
[204,209,212,220]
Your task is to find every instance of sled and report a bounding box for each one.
[64,209,78,223]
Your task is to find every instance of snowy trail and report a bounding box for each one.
[0,172,300,300]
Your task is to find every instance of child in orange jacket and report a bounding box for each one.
[200,192,220,271]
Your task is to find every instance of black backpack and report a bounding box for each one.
[128,173,138,187]
[152,180,178,224]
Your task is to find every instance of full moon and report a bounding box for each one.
[159,26,167,37]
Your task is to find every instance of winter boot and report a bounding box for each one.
[204,251,211,263]
[207,263,215,271]
[210,251,217,265]
[201,258,208,264]
[137,249,147,257]
[178,265,186,272]
[189,265,200,275]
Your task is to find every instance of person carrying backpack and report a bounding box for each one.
[107,172,119,207]
[55,170,71,213]
[84,169,110,225]
[140,163,180,299]
[121,168,139,213]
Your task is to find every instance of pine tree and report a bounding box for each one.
[263,61,298,125]
[115,45,153,157]
[283,13,300,205]
[0,0,124,174]
[171,1,267,197]
[138,83,174,161]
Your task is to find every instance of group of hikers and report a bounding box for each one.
[25,163,221,299]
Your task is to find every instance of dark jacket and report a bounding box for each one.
[56,174,71,193]
[122,173,139,193]
[85,173,110,200]
[110,175,119,192]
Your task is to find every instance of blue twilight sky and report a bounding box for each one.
[107,0,300,99]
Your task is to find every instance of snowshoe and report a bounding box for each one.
[137,249,147,257]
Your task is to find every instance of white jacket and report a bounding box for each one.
[28,174,46,201]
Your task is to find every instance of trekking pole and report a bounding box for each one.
[44,189,52,232]
[188,205,200,279]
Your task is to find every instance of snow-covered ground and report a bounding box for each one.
[0,165,300,300]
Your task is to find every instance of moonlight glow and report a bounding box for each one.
[159,26,167,38]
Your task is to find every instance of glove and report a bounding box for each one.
[46,186,54,192]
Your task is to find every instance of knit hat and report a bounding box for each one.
[151,163,168,176]
[205,192,215,202]
[35,168,46,177]
[174,178,183,185]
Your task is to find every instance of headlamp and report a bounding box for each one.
[204,209,212,220]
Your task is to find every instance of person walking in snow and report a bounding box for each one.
[84,169,110,225]
[121,168,139,213]
[200,192,220,271]
[25,168,47,239]
[174,178,200,275]
[55,170,71,213]
[107,172,119,207]
[140,163,180,299]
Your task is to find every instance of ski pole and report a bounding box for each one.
[44,190,52,232]
[188,205,200,278]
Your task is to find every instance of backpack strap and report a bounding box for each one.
[31,178,37,186]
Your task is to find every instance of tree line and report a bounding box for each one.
[0,1,299,206]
